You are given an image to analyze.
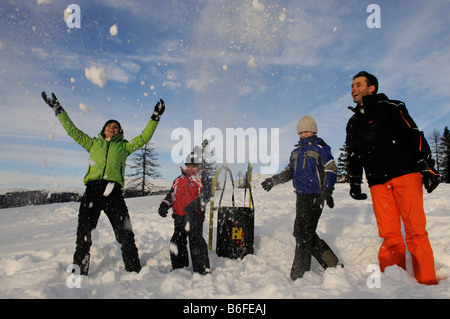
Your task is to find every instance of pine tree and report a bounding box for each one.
[336,142,349,183]
[200,139,217,178]
[439,126,450,183]
[127,142,162,196]
[200,139,219,189]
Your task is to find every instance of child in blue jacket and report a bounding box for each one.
[262,116,342,280]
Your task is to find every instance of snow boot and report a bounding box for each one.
[72,253,90,275]
[320,249,342,268]
[290,241,311,281]
[313,239,342,269]
[123,253,142,273]
[124,259,141,273]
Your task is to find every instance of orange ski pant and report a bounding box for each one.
[370,172,437,285]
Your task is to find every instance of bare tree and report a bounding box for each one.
[427,129,441,173]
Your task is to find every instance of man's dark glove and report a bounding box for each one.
[158,201,169,218]
[419,158,441,194]
[422,167,440,193]
[322,187,334,209]
[350,183,367,200]
[261,178,275,192]
[42,91,64,115]
[151,99,165,121]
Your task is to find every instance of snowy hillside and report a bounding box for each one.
[0,176,449,299]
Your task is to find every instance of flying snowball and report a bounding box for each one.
[103,182,115,197]
[85,65,107,88]
[247,57,257,68]
[169,242,179,256]
[79,103,89,112]
[110,24,118,36]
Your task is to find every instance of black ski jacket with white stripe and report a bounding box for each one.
[345,93,432,187]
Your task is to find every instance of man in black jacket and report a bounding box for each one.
[346,71,440,285]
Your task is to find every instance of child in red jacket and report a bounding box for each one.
[158,151,211,275]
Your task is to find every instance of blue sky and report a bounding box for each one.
[1,0,449,190]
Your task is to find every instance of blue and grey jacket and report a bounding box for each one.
[272,136,337,194]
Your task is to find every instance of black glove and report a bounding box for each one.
[322,187,334,209]
[42,91,64,115]
[184,197,203,215]
[261,178,275,192]
[350,183,367,200]
[158,201,169,218]
[422,167,440,193]
[151,99,165,121]
[419,158,441,194]
[185,197,206,221]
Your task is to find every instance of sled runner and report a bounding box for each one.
[208,164,255,259]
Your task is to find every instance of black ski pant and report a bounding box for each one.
[73,181,141,274]
[170,213,210,274]
[291,194,339,280]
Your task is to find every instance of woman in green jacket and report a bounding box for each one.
[42,92,165,275]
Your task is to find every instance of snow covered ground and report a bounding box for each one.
[0,175,449,299]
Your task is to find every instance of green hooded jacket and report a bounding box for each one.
[57,111,159,187]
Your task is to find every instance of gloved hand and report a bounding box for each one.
[184,197,203,215]
[158,201,169,218]
[261,178,275,192]
[322,187,334,209]
[350,183,367,200]
[151,99,165,121]
[41,91,64,115]
[422,167,440,193]
[185,197,205,221]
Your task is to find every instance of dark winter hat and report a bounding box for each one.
[101,119,123,136]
